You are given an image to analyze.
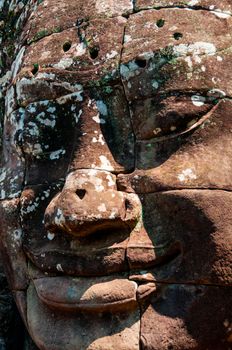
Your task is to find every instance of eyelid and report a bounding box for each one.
[140,101,220,143]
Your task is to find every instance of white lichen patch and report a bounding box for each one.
[43,189,51,198]
[97,203,107,212]
[47,106,56,113]
[109,209,118,219]
[27,122,40,136]
[36,72,56,80]
[0,71,12,97]
[92,113,106,124]
[11,46,25,79]
[191,95,206,107]
[37,111,56,128]
[124,34,132,43]
[0,169,7,183]
[217,56,223,61]
[74,42,86,56]
[50,149,66,160]
[184,56,193,69]
[173,42,216,57]
[96,100,108,116]
[74,109,82,123]
[207,89,226,98]
[120,61,140,80]
[105,50,118,60]
[0,190,6,200]
[53,57,73,69]
[178,168,197,182]
[54,208,65,225]
[47,232,55,240]
[153,127,162,135]
[106,174,115,187]
[99,155,114,171]
[212,10,231,19]
[188,0,199,5]
[56,264,64,272]
[5,86,15,116]
[56,91,83,104]
[152,80,159,89]
[94,178,105,192]
[23,201,39,214]
[92,134,105,145]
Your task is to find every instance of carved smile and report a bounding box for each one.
[28,243,181,313]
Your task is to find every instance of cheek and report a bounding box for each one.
[129,190,232,286]
[0,199,28,290]
[19,98,78,186]
[20,183,64,250]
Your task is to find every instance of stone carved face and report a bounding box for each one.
[1,1,232,349]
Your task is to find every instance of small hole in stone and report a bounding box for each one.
[135,59,147,68]
[76,189,86,199]
[31,63,39,75]
[63,41,72,52]
[173,32,183,40]
[156,19,165,27]
[168,345,174,350]
[89,46,99,59]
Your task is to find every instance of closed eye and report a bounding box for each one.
[131,93,222,142]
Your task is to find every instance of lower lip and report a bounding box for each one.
[33,275,156,313]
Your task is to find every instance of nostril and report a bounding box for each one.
[75,189,86,200]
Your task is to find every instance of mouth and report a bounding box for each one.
[27,242,182,314]
[32,275,156,313]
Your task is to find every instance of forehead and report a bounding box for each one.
[16,3,232,95]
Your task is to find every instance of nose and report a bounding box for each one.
[44,170,141,238]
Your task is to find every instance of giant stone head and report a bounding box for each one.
[0,0,232,349]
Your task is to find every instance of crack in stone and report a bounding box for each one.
[119,19,136,171]
[21,3,232,48]
[133,4,232,16]
[2,186,232,203]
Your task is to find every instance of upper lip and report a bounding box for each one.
[25,241,182,278]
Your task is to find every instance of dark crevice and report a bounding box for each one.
[2,184,232,204]
[131,0,136,13]
[119,20,136,171]
[134,58,147,68]
[147,280,232,287]
[138,296,142,350]
[121,88,232,104]
[115,187,232,195]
